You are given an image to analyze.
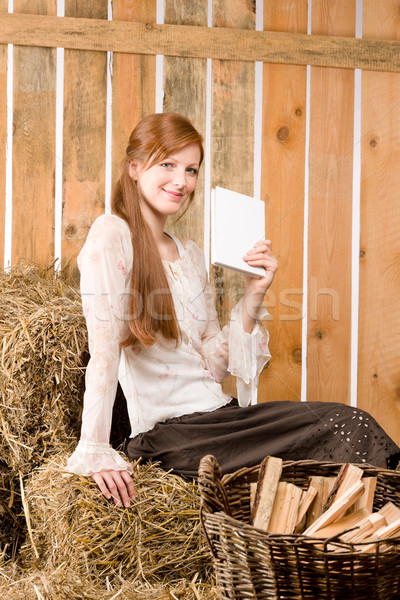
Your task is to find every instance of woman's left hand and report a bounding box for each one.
[241,240,278,331]
[243,240,278,295]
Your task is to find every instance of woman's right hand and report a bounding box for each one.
[92,469,136,507]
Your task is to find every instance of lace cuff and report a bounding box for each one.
[64,440,134,477]
[228,299,271,407]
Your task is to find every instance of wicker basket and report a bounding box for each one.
[198,455,400,600]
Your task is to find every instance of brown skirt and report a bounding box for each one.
[126,399,400,478]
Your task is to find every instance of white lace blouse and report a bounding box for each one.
[66,214,271,476]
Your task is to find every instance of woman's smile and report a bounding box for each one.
[162,188,184,199]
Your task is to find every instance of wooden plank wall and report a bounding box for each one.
[111,1,156,188]
[61,1,107,281]
[12,0,57,268]
[358,0,400,443]
[163,0,208,249]
[210,0,256,397]
[307,0,355,404]
[259,0,308,403]
[1,1,399,444]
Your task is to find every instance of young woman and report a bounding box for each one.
[66,113,399,508]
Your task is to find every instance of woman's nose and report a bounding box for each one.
[172,169,186,188]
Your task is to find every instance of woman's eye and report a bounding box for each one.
[161,162,173,168]
[187,168,198,175]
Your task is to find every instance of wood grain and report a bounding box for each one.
[111,0,156,190]
[0,0,7,264]
[163,0,207,249]
[306,0,355,405]
[211,0,256,398]
[258,0,308,404]
[11,0,57,267]
[61,1,107,282]
[358,0,400,445]
[2,13,400,72]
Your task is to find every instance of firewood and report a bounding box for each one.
[248,458,400,556]
[350,477,377,513]
[322,464,363,512]
[340,512,386,543]
[359,516,400,552]
[377,502,400,524]
[314,507,369,539]
[304,480,365,536]
[306,476,336,527]
[268,482,303,534]
[249,482,257,514]
[252,456,282,531]
[294,486,317,533]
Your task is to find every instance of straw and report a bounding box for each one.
[0,562,219,600]
[0,262,88,473]
[20,454,214,586]
[0,464,24,561]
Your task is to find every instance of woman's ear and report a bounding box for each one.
[128,160,138,181]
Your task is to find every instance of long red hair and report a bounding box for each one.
[111,113,204,348]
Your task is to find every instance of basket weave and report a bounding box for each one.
[198,456,400,600]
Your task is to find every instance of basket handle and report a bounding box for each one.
[198,454,231,516]
[198,455,232,560]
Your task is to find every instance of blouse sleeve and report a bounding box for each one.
[65,215,133,476]
[196,247,271,407]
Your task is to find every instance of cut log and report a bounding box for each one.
[315,507,370,539]
[294,486,318,533]
[304,480,365,536]
[341,512,386,543]
[350,477,377,513]
[306,476,336,527]
[323,464,364,512]
[252,456,283,531]
[377,502,400,525]
[360,516,400,552]
[268,482,303,534]
[250,482,257,514]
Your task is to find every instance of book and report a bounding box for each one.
[211,186,266,278]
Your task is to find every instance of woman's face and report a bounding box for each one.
[129,142,201,222]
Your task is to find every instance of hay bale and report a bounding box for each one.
[0,263,88,472]
[0,464,25,560]
[0,562,219,600]
[20,454,213,586]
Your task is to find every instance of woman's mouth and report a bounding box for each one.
[163,188,183,199]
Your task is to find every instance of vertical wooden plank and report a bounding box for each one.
[258,0,308,404]
[0,0,7,263]
[163,0,208,248]
[111,0,157,188]
[12,0,57,267]
[211,0,256,397]
[307,0,356,404]
[62,1,108,281]
[358,0,400,445]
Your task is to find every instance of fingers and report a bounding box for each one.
[92,470,136,508]
[120,470,136,501]
[243,240,273,259]
[243,240,278,272]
